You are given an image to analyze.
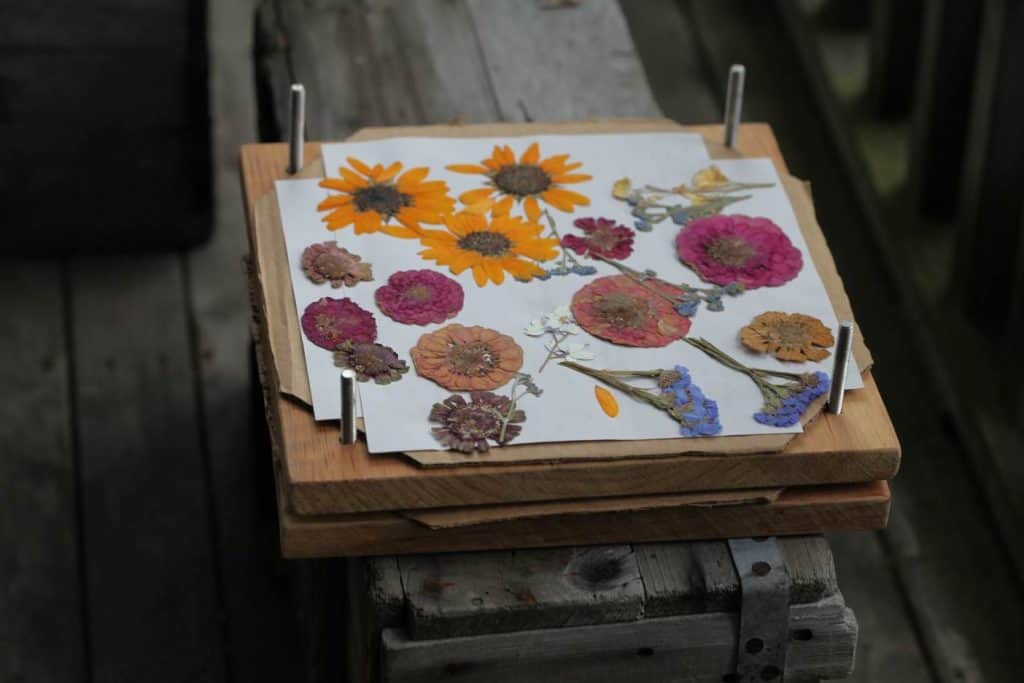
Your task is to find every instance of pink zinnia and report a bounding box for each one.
[301,297,377,350]
[374,269,464,326]
[571,275,690,347]
[562,217,635,260]
[674,215,802,289]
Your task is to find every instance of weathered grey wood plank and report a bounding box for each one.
[347,557,405,683]
[0,262,86,683]
[618,0,720,124]
[382,601,856,683]
[827,532,931,682]
[465,0,660,121]
[69,255,226,682]
[201,0,309,679]
[401,546,644,640]
[636,537,838,619]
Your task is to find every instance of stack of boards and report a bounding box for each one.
[242,121,899,558]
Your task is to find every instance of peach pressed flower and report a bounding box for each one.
[447,142,592,222]
[571,275,691,348]
[739,311,835,362]
[317,157,454,238]
[416,212,559,287]
[410,324,524,391]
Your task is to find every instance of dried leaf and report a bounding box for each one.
[594,385,620,418]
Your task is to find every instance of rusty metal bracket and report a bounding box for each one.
[727,537,791,682]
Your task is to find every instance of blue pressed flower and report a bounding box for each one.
[724,282,745,296]
[706,298,725,312]
[675,301,699,317]
[634,220,653,232]
[571,264,598,276]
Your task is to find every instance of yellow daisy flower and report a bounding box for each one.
[317,157,455,238]
[447,142,592,222]
[417,212,559,287]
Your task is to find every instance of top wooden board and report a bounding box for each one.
[242,121,900,516]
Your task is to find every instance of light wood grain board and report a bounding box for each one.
[274,478,890,558]
[243,122,899,516]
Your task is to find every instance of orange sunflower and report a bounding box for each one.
[417,212,559,287]
[447,142,592,222]
[317,157,455,238]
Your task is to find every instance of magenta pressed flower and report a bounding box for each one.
[333,340,408,384]
[374,269,464,326]
[301,241,373,288]
[428,391,526,453]
[674,214,802,289]
[562,217,635,260]
[301,297,377,350]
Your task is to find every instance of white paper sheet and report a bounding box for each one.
[275,132,859,454]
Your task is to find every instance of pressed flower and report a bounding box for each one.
[594,386,619,418]
[740,312,835,362]
[317,157,455,238]
[333,341,408,384]
[686,337,830,428]
[447,142,592,223]
[562,217,635,260]
[300,241,373,288]
[374,269,464,326]
[301,297,377,350]
[428,391,526,452]
[417,212,559,287]
[594,257,744,317]
[411,323,524,391]
[562,362,721,436]
[524,305,592,372]
[571,275,691,347]
[675,214,802,289]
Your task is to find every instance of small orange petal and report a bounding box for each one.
[376,161,403,183]
[471,265,489,287]
[460,187,495,205]
[520,142,540,165]
[523,195,541,223]
[346,157,373,176]
[353,211,381,234]
[397,166,430,188]
[595,386,620,418]
[446,164,490,174]
[551,173,592,184]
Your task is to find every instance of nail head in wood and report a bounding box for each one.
[724,64,745,148]
[287,83,306,174]
[340,369,357,445]
[827,322,854,415]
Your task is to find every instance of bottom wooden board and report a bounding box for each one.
[276,477,889,558]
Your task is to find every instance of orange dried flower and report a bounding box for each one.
[410,324,524,391]
[740,311,835,362]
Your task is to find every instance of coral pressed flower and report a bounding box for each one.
[300,241,373,288]
[562,217,635,260]
[374,269,464,326]
[410,324,524,391]
[333,341,408,384]
[417,212,559,287]
[447,142,592,223]
[317,157,455,238]
[674,214,803,288]
[571,275,691,347]
[301,297,377,350]
[428,392,526,452]
[740,311,835,362]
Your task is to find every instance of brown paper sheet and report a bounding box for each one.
[401,487,784,530]
[251,119,871,468]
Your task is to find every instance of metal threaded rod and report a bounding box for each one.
[340,369,357,444]
[287,83,306,174]
[723,65,745,148]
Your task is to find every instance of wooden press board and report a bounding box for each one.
[242,121,900,517]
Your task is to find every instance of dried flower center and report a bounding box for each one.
[588,227,622,250]
[766,321,811,345]
[707,236,757,267]
[457,231,512,257]
[493,164,551,197]
[353,183,412,218]
[315,252,354,277]
[403,284,433,302]
[349,345,390,374]
[593,293,650,329]
[447,341,498,376]
[447,404,502,438]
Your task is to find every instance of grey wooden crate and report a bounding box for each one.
[346,537,856,683]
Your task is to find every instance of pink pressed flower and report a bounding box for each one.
[374,269,464,326]
[571,275,690,347]
[674,214,802,289]
[562,217,635,260]
[301,297,377,350]
[301,241,373,288]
